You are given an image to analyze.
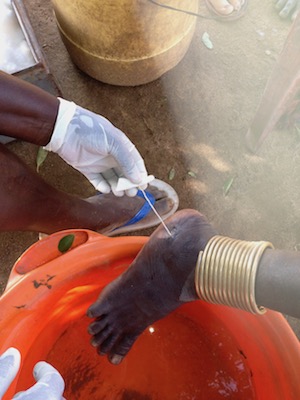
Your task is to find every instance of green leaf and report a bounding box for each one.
[223,177,235,196]
[188,171,197,178]
[58,234,75,253]
[168,167,176,180]
[36,147,48,172]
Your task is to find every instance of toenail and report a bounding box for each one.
[91,339,98,347]
[110,354,123,365]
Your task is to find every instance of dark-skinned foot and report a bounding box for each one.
[87,209,217,364]
[0,144,178,234]
[275,0,300,20]
[87,179,178,236]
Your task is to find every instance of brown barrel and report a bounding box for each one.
[51,0,198,85]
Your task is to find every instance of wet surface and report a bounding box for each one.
[47,311,255,399]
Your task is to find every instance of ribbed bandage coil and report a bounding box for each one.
[195,235,274,314]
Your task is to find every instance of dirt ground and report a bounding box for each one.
[1,0,300,335]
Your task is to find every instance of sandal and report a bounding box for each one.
[107,179,179,236]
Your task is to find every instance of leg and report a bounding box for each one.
[87,209,300,366]
[0,144,174,234]
[87,209,217,365]
[246,12,300,152]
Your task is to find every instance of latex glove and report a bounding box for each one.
[0,348,21,398]
[44,98,148,196]
[0,348,65,400]
[12,362,65,400]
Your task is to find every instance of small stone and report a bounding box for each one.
[202,32,213,50]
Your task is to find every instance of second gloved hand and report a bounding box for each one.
[0,347,65,400]
[12,361,65,400]
[0,347,21,398]
[44,98,148,196]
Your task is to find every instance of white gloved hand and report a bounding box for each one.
[44,98,148,196]
[0,347,21,398]
[12,362,65,400]
[0,348,65,400]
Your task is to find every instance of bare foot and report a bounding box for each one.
[275,0,300,20]
[0,144,177,234]
[87,209,217,365]
[206,0,245,15]
[85,182,177,236]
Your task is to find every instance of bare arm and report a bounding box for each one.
[0,70,59,145]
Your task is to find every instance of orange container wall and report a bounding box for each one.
[0,229,300,399]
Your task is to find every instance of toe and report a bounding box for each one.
[109,354,124,365]
[87,303,106,319]
[279,0,297,17]
[88,318,108,335]
[91,325,113,349]
[275,0,291,14]
[210,0,234,14]
[109,334,139,364]
[229,0,243,10]
[87,285,114,318]
[98,334,119,355]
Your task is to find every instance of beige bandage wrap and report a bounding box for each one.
[195,236,274,314]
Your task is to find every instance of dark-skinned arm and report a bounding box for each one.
[0,70,148,195]
[0,70,59,145]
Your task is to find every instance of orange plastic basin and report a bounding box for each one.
[0,229,300,399]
